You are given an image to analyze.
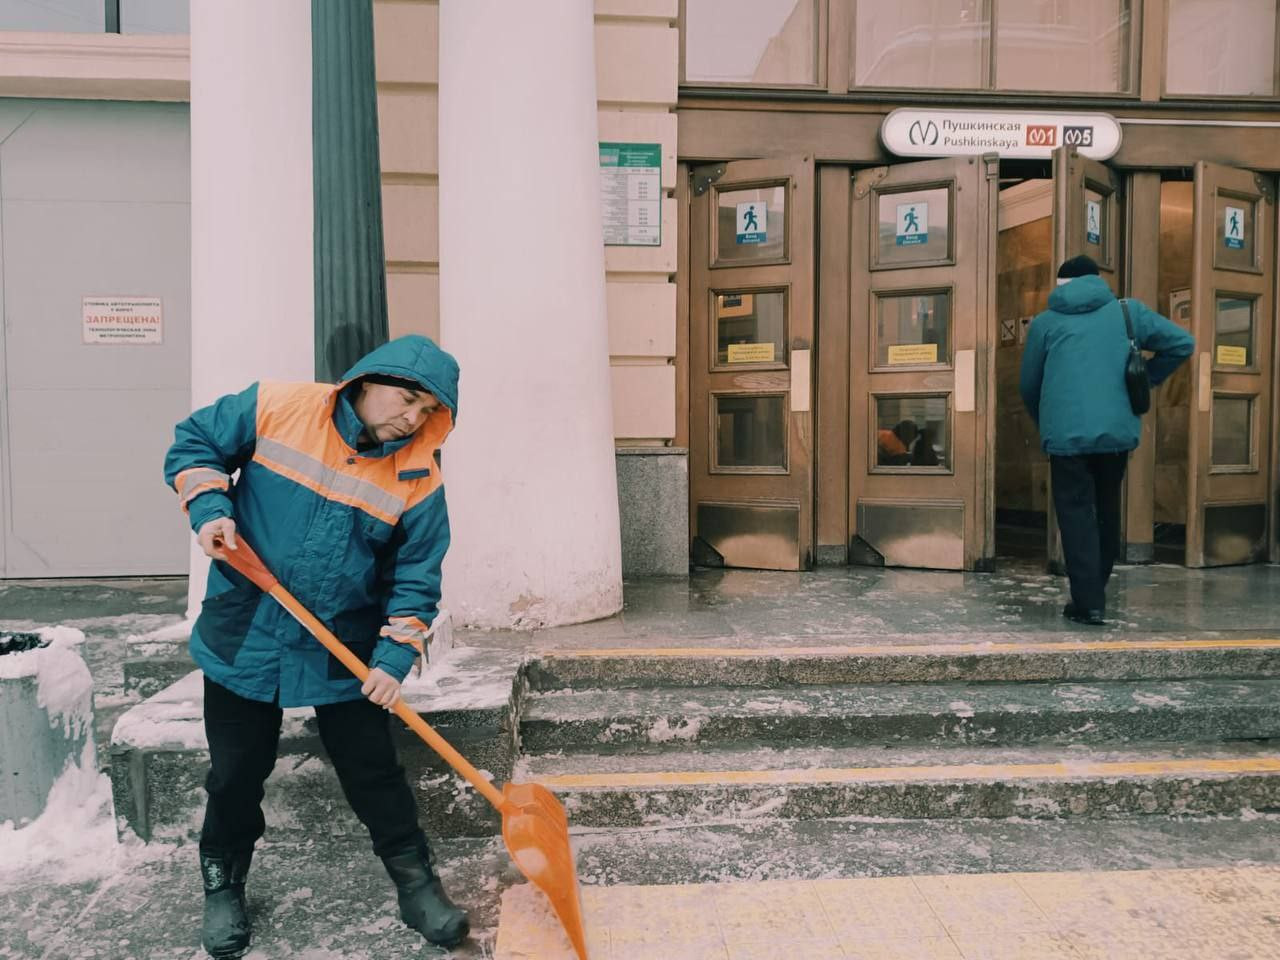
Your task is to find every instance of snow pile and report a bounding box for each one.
[0,626,131,883]
[125,617,193,646]
[37,631,94,740]
[0,745,118,883]
[0,625,94,747]
[111,669,208,749]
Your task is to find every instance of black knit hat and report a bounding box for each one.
[1057,254,1100,279]
[359,373,430,393]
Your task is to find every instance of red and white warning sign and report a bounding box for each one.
[82,296,163,344]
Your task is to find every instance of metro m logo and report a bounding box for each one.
[909,120,939,146]
[1026,125,1057,147]
[1063,125,1095,147]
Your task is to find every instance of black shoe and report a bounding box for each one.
[200,850,252,959]
[1063,604,1106,625]
[381,838,470,948]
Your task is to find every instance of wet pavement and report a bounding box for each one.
[3,561,1280,959]
[505,559,1280,650]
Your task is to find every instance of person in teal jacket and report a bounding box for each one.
[1020,255,1194,625]
[164,335,469,958]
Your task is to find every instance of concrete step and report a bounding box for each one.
[516,740,1280,826]
[525,637,1280,690]
[564,813,1280,887]
[122,654,191,700]
[109,646,524,843]
[520,678,1280,753]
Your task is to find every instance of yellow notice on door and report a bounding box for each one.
[887,343,939,365]
[1216,345,1248,366]
[728,343,776,363]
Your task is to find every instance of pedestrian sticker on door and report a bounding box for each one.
[896,202,928,246]
[736,202,767,244]
[1224,205,1245,249]
[1086,199,1101,245]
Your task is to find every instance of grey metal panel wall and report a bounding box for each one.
[0,99,190,577]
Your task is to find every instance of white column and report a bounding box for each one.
[186,0,316,616]
[438,0,622,628]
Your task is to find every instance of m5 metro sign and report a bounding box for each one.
[882,109,1122,161]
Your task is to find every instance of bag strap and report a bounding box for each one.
[1119,298,1136,344]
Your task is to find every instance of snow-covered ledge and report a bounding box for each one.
[0,32,189,101]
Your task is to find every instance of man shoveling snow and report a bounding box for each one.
[164,335,468,959]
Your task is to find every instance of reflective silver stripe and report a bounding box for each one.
[385,622,429,643]
[178,468,229,504]
[256,437,406,519]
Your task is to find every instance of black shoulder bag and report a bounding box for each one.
[1120,299,1151,415]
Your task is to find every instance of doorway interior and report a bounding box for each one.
[993,166,1054,563]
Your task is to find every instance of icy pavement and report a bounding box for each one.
[467,561,1280,652]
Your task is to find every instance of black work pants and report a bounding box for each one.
[1050,452,1128,614]
[199,676,423,859]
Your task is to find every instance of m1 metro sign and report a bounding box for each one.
[881,109,1122,161]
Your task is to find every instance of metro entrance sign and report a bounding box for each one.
[882,109,1122,161]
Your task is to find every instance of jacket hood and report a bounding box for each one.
[1047,274,1116,315]
[338,335,459,464]
[341,335,459,418]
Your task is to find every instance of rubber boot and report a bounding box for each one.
[200,850,253,959]
[381,837,470,948]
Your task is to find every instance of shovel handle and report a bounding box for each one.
[215,537,513,815]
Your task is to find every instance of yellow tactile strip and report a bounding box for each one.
[537,755,1280,790]
[540,638,1280,659]
[494,865,1280,959]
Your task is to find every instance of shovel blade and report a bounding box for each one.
[501,781,589,960]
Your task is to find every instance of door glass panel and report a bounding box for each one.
[0,0,103,30]
[121,0,190,32]
[874,290,951,367]
[685,0,819,85]
[996,0,1131,93]
[852,2,987,89]
[1211,396,1253,468]
[715,394,788,471]
[1215,194,1258,272]
[875,186,951,267]
[716,184,787,265]
[716,290,787,367]
[1214,296,1255,368]
[1167,0,1277,96]
[874,395,950,470]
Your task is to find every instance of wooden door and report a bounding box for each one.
[848,154,998,570]
[1185,162,1275,567]
[689,156,816,570]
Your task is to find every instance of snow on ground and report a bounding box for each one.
[126,618,193,646]
[0,626,174,885]
[0,757,172,886]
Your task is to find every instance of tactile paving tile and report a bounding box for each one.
[494,866,1280,960]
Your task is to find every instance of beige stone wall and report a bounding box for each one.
[373,0,679,443]
[373,0,440,343]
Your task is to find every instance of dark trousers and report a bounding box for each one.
[200,677,423,859]
[1050,452,1128,613]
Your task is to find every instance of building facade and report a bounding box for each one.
[0,2,1277,623]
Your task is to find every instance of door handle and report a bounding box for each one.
[1197,352,1212,412]
[955,349,975,413]
[791,349,811,412]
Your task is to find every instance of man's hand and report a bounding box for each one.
[197,517,238,559]
[362,667,401,710]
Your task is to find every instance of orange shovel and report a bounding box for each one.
[216,536,590,960]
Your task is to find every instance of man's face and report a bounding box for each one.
[354,382,442,443]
